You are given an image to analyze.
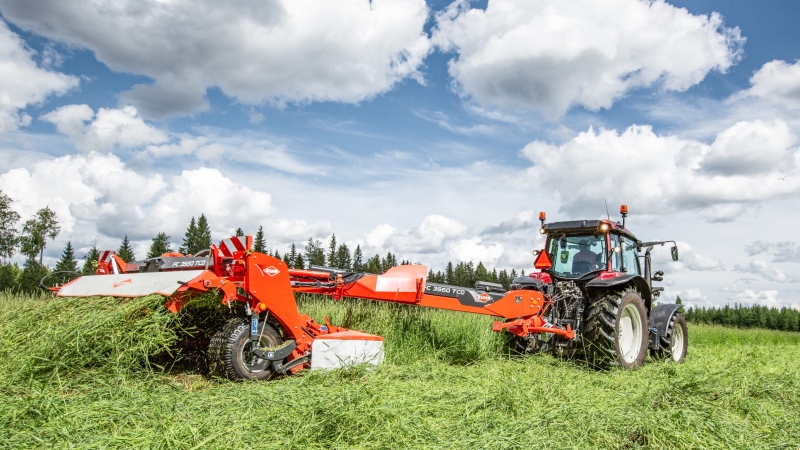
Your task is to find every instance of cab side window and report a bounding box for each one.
[610,235,640,275]
[610,235,622,272]
[621,237,641,275]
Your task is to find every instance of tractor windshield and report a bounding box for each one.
[546,235,607,278]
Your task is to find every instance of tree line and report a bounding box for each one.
[684,303,800,333]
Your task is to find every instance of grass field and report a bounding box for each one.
[1,292,799,449]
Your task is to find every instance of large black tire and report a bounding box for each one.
[653,313,688,363]
[584,288,648,369]
[208,318,283,381]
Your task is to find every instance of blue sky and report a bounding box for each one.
[1,0,799,309]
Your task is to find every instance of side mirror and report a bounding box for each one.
[671,246,679,261]
[652,270,664,282]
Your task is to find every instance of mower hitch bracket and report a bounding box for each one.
[252,339,297,361]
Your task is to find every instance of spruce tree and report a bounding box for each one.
[179,217,197,254]
[475,262,489,282]
[195,214,212,252]
[293,253,305,270]
[287,243,297,268]
[254,226,266,253]
[327,234,337,267]
[117,235,135,263]
[335,243,352,270]
[381,252,397,272]
[147,232,172,258]
[445,261,454,285]
[54,241,78,272]
[82,246,99,275]
[235,227,244,236]
[304,238,325,268]
[352,245,363,272]
[366,254,382,274]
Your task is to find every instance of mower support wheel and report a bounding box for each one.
[208,317,283,381]
[652,313,688,363]
[585,288,648,369]
[508,334,535,354]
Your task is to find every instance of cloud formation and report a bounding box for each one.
[0,0,430,118]
[738,60,800,110]
[733,260,800,283]
[433,0,743,118]
[745,241,800,263]
[0,153,311,261]
[41,105,169,153]
[0,19,77,133]
[521,120,800,222]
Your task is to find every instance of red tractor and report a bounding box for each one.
[510,205,687,368]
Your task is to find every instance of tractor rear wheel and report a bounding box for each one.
[208,318,283,381]
[585,289,648,369]
[653,313,688,363]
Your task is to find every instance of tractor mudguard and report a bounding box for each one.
[648,303,683,339]
[586,275,652,307]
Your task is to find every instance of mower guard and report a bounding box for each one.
[56,270,208,298]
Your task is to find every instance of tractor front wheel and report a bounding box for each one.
[585,289,648,369]
[208,318,283,381]
[653,313,688,363]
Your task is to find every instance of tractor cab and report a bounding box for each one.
[531,206,677,297]
[539,219,641,281]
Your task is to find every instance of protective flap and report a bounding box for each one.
[57,270,207,298]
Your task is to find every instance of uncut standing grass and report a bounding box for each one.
[1,291,799,449]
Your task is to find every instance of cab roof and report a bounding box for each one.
[542,219,639,241]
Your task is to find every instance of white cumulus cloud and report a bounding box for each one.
[737,60,800,109]
[521,120,800,222]
[432,0,743,118]
[41,105,169,153]
[733,260,800,283]
[0,19,78,133]
[0,153,287,263]
[0,0,431,118]
[448,237,504,267]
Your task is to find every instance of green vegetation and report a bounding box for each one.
[1,291,799,449]
[686,304,800,332]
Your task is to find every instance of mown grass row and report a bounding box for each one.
[1,292,799,449]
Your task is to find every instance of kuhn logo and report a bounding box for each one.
[263,266,280,277]
[113,279,132,288]
[477,293,491,303]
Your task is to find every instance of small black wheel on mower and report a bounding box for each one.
[653,313,688,363]
[208,318,283,381]
[508,335,534,354]
[585,288,648,369]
